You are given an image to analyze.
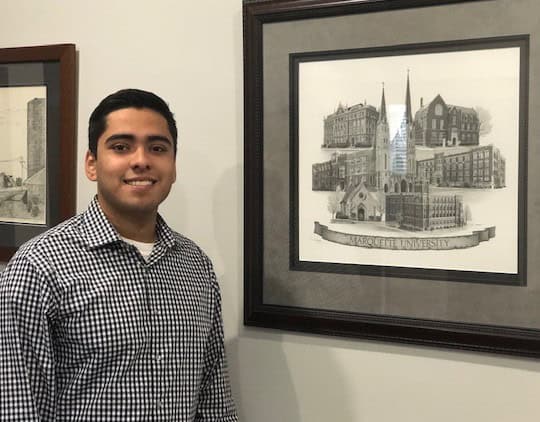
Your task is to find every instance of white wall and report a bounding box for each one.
[1,1,539,421]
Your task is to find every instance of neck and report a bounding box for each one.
[97,199,157,243]
[112,216,156,243]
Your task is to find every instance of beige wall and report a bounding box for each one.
[1,1,539,420]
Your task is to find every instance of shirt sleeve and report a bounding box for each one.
[0,254,57,421]
[195,269,238,422]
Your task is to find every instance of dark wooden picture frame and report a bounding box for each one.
[0,44,76,261]
[244,0,540,358]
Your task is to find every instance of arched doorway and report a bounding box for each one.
[357,206,365,221]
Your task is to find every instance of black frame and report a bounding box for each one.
[243,0,540,358]
[289,35,528,286]
[0,44,76,261]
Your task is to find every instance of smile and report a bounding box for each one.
[124,179,156,186]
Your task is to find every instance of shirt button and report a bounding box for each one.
[147,307,160,318]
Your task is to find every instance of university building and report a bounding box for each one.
[416,144,506,188]
[323,102,379,148]
[385,182,465,231]
[412,94,480,147]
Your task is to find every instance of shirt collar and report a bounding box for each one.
[81,197,178,250]
[155,213,177,249]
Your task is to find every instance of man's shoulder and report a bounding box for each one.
[166,230,217,275]
[170,230,209,260]
[12,213,84,265]
[1,213,85,290]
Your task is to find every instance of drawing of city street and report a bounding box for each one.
[0,86,47,225]
[297,45,521,275]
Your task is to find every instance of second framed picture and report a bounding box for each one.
[0,44,76,261]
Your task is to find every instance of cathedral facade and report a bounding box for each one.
[313,75,417,197]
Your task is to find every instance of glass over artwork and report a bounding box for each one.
[0,85,47,225]
[296,43,522,280]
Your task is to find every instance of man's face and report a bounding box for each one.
[85,107,176,221]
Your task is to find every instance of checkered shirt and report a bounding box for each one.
[0,198,238,421]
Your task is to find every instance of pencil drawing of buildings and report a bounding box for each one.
[311,73,504,231]
[0,94,46,221]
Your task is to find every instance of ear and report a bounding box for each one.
[85,150,98,181]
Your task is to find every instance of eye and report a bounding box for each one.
[151,143,169,153]
[111,143,129,152]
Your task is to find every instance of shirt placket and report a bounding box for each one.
[144,247,170,420]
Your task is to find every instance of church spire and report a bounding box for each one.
[405,70,413,123]
[379,83,387,123]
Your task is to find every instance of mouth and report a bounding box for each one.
[123,179,156,186]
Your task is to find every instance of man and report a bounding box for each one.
[0,89,238,421]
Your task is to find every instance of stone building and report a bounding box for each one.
[412,94,480,148]
[339,182,383,221]
[416,144,505,188]
[385,182,465,231]
[27,97,46,179]
[323,102,379,148]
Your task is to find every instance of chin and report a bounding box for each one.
[114,200,158,215]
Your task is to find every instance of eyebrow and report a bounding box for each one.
[105,134,172,145]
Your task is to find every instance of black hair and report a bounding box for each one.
[88,88,178,157]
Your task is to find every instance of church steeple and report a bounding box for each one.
[405,70,413,123]
[379,83,387,123]
[374,82,391,189]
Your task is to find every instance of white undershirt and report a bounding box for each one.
[121,236,155,261]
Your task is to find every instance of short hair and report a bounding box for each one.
[88,88,178,157]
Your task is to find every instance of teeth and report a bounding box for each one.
[126,180,153,186]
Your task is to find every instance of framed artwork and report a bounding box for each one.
[292,35,527,286]
[244,0,540,357]
[0,44,76,261]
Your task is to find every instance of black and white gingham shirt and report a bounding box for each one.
[0,198,238,421]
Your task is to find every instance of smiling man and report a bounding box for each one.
[0,89,238,421]
[86,105,178,243]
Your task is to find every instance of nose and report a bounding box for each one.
[130,145,151,170]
